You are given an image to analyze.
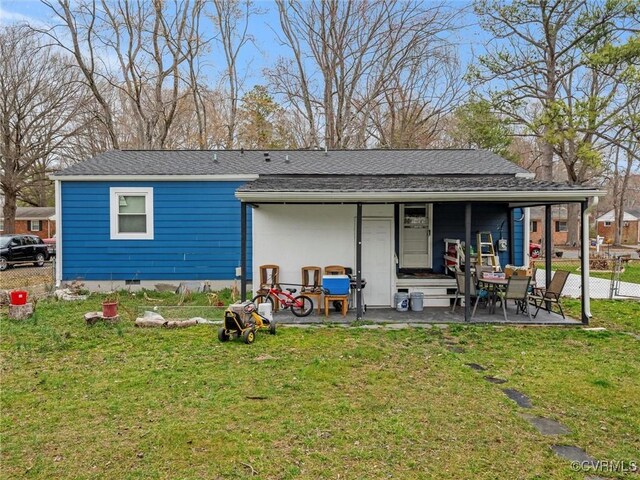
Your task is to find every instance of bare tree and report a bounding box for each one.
[368,44,464,148]
[268,0,459,149]
[41,0,206,149]
[0,26,90,232]
[210,0,259,148]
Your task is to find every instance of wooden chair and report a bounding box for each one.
[324,265,346,275]
[301,266,322,314]
[496,276,532,321]
[258,264,280,312]
[452,270,481,318]
[529,270,570,319]
[323,265,348,316]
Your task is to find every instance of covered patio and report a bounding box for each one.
[252,305,581,326]
[236,174,604,325]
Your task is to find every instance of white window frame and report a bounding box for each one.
[29,220,42,231]
[110,187,154,240]
[603,221,611,227]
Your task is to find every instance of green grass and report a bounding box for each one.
[549,259,640,284]
[1,293,639,479]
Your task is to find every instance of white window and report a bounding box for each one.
[603,221,611,227]
[29,220,42,231]
[110,187,154,240]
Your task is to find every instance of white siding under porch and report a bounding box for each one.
[251,204,395,306]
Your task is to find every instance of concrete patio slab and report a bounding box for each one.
[271,305,580,326]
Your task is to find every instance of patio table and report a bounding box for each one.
[478,277,508,314]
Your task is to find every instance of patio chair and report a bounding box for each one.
[529,270,570,319]
[496,276,532,322]
[324,265,346,275]
[301,266,322,314]
[258,264,280,312]
[452,270,481,318]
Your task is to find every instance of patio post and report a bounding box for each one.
[240,201,247,301]
[464,202,472,322]
[507,207,515,265]
[545,205,552,289]
[545,205,553,312]
[580,200,590,324]
[356,203,363,320]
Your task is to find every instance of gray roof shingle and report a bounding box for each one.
[236,175,597,193]
[55,149,529,176]
[15,207,56,219]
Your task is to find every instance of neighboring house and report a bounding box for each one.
[0,207,56,238]
[596,209,640,245]
[529,205,569,245]
[51,149,602,321]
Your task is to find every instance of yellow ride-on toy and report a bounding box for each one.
[218,301,276,344]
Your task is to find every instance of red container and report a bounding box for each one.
[10,290,28,305]
[102,302,118,318]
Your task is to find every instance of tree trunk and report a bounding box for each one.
[2,189,17,234]
[566,203,581,247]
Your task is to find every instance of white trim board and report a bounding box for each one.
[51,174,259,181]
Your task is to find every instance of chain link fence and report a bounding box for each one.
[0,257,56,300]
[534,252,640,300]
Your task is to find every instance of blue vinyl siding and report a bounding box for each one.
[432,202,518,274]
[512,208,524,266]
[61,181,251,281]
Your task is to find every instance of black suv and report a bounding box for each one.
[0,234,50,271]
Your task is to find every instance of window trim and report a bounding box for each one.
[555,220,568,232]
[603,221,611,227]
[29,220,42,231]
[110,187,154,240]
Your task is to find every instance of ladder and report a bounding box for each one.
[476,232,500,271]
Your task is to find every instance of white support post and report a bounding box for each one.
[581,200,591,321]
[54,179,62,287]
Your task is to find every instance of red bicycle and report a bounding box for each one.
[252,286,314,317]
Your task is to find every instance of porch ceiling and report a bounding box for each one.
[235,175,604,203]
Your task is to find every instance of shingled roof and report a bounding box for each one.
[54,149,530,177]
[235,175,602,202]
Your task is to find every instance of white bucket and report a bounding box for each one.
[258,302,273,322]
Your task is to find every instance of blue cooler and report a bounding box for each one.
[322,275,350,295]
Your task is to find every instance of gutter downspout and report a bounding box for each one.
[54,180,62,287]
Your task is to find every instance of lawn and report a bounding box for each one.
[1,293,639,479]
[549,258,640,284]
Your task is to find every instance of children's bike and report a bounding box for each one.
[252,286,314,317]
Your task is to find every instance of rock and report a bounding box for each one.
[143,310,165,321]
[0,290,10,306]
[8,303,34,320]
[520,414,571,435]
[54,289,88,301]
[84,312,120,325]
[84,312,103,325]
[502,388,533,408]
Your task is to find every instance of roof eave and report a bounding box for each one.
[235,189,606,203]
[49,174,259,181]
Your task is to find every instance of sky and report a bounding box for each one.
[0,0,489,90]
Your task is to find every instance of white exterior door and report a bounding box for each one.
[361,219,393,307]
